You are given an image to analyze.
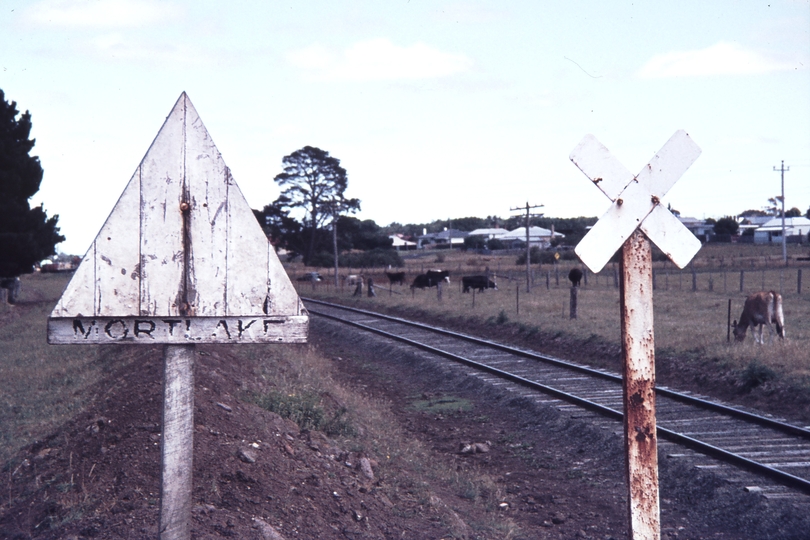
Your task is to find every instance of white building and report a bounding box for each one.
[753,217,810,244]
[467,227,508,240]
[498,226,564,248]
[388,234,417,250]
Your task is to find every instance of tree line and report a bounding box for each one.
[253,145,600,268]
[5,86,809,291]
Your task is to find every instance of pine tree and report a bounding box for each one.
[0,89,64,301]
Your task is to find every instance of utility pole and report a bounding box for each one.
[774,161,790,266]
[510,202,544,293]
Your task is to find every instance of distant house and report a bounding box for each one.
[678,217,713,239]
[467,227,508,240]
[417,228,468,248]
[753,217,810,244]
[738,215,772,236]
[498,226,564,249]
[388,234,417,250]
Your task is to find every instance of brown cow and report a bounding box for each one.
[733,291,785,344]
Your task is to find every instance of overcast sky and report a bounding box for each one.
[2,0,809,255]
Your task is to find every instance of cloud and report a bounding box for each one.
[27,0,180,28]
[287,39,473,81]
[85,33,203,64]
[637,42,796,78]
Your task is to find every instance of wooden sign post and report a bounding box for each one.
[569,130,702,540]
[48,93,308,539]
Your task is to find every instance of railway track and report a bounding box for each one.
[304,297,810,503]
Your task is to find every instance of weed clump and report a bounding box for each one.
[252,391,354,436]
[487,310,509,325]
[740,361,777,391]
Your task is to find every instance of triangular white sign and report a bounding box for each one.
[48,93,307,344]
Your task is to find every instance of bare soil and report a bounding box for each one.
[2,315,809,539]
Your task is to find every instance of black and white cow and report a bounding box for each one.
[462,275,498,293]
[410,270,450,290]
[733,291,785,344]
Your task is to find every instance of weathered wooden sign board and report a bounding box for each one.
[48,93,307,540]
[48,93,307,343]
[570,130,701,540]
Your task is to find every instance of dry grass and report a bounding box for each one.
[0,273,130,464]
[294,242,810,391]
[240,340,519,537]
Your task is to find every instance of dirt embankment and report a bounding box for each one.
[2,317,809,539]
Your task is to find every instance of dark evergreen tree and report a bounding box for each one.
[273,146,359,264]
[712,216,739,235]
[0,89,64,298]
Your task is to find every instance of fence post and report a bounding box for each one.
[367,278,376,297]
[515,286,519,315]
[569,286,578,319]
[727,299,732,342]
[708,272,713,292]
[739,270,744,292]
[799,268,803,294]
[691,264,697,292]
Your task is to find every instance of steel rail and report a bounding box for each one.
[304,297,810,439]
[305,299,810,495]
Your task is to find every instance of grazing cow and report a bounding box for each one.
[425,269,450,285]
[410,274,431,290]
[733,291,785,344]
[462,275,498,293]
[411,270,450,290]
[347,274,362,286]
[568,268,583,287]
[385,271,406,286]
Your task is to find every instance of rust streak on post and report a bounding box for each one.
[620,230,660,540]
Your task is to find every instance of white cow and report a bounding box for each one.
[732,291,785,344]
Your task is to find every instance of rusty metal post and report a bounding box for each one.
[620,230,660,540]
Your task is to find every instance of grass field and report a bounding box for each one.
[294,242,810,394]
[2,241,808,462]
[0,273,139,464]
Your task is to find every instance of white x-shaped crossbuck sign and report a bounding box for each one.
[570,130,703,273]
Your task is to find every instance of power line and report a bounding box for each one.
[510,202,544,293]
